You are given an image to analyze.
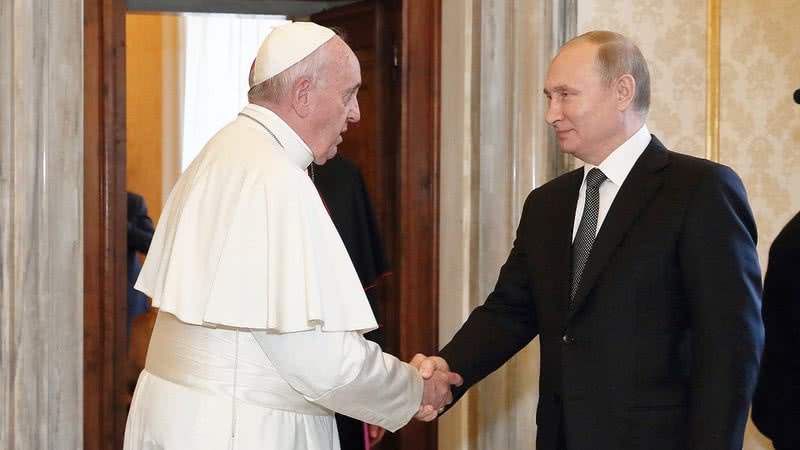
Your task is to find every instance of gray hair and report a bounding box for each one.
[248,41,331,104]
[568,31,651,115]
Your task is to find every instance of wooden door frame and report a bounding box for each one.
[395,0,441,448]
[82,1,441,448]
[84,0,128,449]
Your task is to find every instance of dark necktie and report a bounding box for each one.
[570,168,607,306]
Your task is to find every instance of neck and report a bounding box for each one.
[250,98,321,161]
[583,113,645,166]
[251,98,307,139]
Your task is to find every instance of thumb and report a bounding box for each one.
[448,371,464,387]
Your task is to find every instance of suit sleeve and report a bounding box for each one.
[679,165,764,449]
[439,194,538,406]
[128,196,155,254]
[250,327,423,432]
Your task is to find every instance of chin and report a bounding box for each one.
[326,146,338,160]
[558,145,577,156]
[314,150,337,165]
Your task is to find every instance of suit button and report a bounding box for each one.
[562,335,574,344]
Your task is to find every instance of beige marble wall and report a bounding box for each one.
[439,1,477,447]
[439,0,565,448]
[577,0,707,158]
[0,0,83,449]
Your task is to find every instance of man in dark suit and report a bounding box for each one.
[127,191,154,335]
[751,212,800,450]
[413,31,763,449]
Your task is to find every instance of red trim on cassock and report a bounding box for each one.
[364,271,392,292]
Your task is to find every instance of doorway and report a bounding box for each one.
[83,1,441,449]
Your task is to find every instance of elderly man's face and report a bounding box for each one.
[544,42,621,164]
[308,40,361,164]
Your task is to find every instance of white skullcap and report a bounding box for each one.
[250,22,336,87]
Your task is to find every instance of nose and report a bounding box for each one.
[348,98,361,124]
[545,97,560,126]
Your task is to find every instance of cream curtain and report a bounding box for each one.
[180,14,289,170]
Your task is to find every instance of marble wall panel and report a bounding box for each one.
[0,0,83,448]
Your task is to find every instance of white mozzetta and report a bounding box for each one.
[135,104,377,333]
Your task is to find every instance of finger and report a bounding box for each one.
[416,407,436,422]
[448,371,464,387]
[419,358,436,378]
[369,426,385,446]
[415,404,434,419]
[419,409,438,422]
[410,353,426,368]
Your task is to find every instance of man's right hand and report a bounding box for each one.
[410,354,463,421]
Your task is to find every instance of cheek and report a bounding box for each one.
[565,101,594,131]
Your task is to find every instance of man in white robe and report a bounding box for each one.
[123,22,460,450]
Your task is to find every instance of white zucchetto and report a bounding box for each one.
[250,22,336,87]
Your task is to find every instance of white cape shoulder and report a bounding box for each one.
[135,119,378,333]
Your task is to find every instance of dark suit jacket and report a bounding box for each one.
[439,136,764,450]
[751,211,800,450]
[127,192,154,330]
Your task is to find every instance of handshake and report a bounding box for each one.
[409,354,463,422]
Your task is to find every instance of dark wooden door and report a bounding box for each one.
[313,2,440,449]
[84,1,128,449]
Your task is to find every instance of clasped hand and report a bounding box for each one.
[410,354,463,421]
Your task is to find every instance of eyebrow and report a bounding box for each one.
[543,84,573,95]
[347,83,362,94]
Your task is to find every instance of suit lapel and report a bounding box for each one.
[567,137,670,320]
[547,170,583,318]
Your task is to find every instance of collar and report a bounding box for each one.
[582,124,651,187]
[240,103,314,170]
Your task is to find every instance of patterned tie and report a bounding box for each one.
[570,168,607,307]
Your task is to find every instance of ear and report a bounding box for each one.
[291,78,313,118]
[614,74,636,112]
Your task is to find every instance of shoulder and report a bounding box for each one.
[127,192,147,216]
[205,119,300,180]
[770,211,800,258]
[523,167,583,208]
[664,149,743,188]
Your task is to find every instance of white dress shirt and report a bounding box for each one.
[572,125,651,241]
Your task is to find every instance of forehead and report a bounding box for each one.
[342,49,361,85]
[327,39,361,84]
[545,42,600,88]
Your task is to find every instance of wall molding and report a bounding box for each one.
[705,0,721,162]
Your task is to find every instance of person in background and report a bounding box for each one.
[752,211,800,450]
[126,191,154,336]
[313,155,391,449]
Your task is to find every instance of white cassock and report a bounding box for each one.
[123,104,423,450]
